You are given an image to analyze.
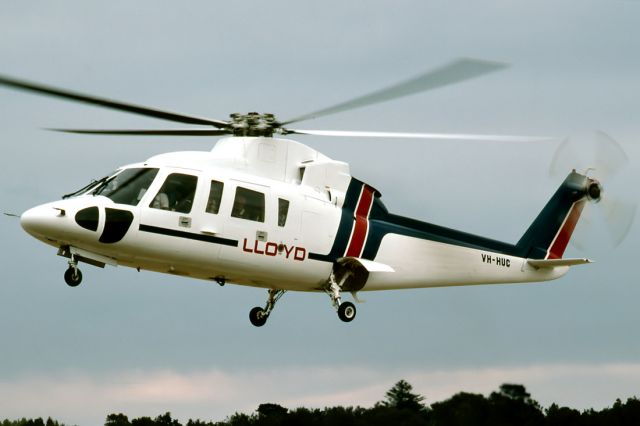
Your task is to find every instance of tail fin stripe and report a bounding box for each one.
[546,199,586,259]
[345,185,375,258]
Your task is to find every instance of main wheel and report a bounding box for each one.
[64,267,82,287]
[338,301,356,322]
[249,307,268,327]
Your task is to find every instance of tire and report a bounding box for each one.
[249,307,268,327]
[338,301,356,322]
[64,267,82,287]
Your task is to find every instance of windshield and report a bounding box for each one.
[94,168,159,206]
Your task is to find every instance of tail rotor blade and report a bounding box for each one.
[594,130,628,180]
[570,203,593,252]
[602,195,637,248]
[550,130,636,253]
[549,137,580,178]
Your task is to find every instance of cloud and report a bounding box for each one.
[1,362,639,425]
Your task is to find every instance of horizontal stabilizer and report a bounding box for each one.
[527,258,592,269]
[338,257,395,272]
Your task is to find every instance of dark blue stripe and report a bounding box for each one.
[361,172,588,260]
[306,172,588,263]
[139,224,238,247]
[308,179,364,262]
[362,212,519,260]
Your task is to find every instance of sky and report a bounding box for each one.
[0,1,639,424]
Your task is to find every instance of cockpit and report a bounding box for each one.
[63,167,158,205]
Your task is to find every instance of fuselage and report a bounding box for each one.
[20,137,568,293]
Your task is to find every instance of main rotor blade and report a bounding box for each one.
[0,74,229,128]
[281,58,508,125]
[286,129,553,142]
[48,128,231,136]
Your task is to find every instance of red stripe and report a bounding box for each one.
[345,186,375,258]
[547,200,586,259]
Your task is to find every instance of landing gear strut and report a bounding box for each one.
[326,270,356,322]
[64,256,82,287]
[249,289,286,327]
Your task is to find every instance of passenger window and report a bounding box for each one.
[150,173,198,214]
[278,198,289,227]
[231,187,265,222]
[206,180,224,214]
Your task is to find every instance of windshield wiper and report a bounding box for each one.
[62,176,109,199]
[91,176,116,196]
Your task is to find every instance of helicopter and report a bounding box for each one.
[0,58,632,327]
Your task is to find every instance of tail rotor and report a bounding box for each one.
[549,131,636,253]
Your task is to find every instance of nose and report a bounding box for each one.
[20,204,67,239]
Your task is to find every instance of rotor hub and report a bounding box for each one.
[586,179,603,202]
[229,112,280,137]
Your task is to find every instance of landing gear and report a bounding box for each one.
[325,270,357,323]
[249,289,286,327]
[64,266,82,287]
[64,255,82,287]
[338,301,356,322]
[249,307,268,327]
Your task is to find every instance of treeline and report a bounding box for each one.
[3,380,640,426]
[1,419,64,426]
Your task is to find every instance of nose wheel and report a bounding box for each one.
[64,255,83,287]
[249,307,269,327]
[64,266,82,287]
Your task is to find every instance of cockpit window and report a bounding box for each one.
[150,173,198,214]
[94,168,159,206]
[231,187,265,222]
[206,180,224,214]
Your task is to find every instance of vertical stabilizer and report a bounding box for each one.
[516,172,589,259]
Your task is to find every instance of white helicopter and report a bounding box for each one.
[1,59,633,326]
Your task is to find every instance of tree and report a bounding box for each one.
[154,413,182,426]
[223,412,251,426]
[545,403,582,426]
[105,413,131,426]
[488,384,544,426]
[256,403,288,419]
[493,383,537,406]
[130,417,155,426]
[185,420,215,426]
[429,392,491,426]
[379,379,426,412]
